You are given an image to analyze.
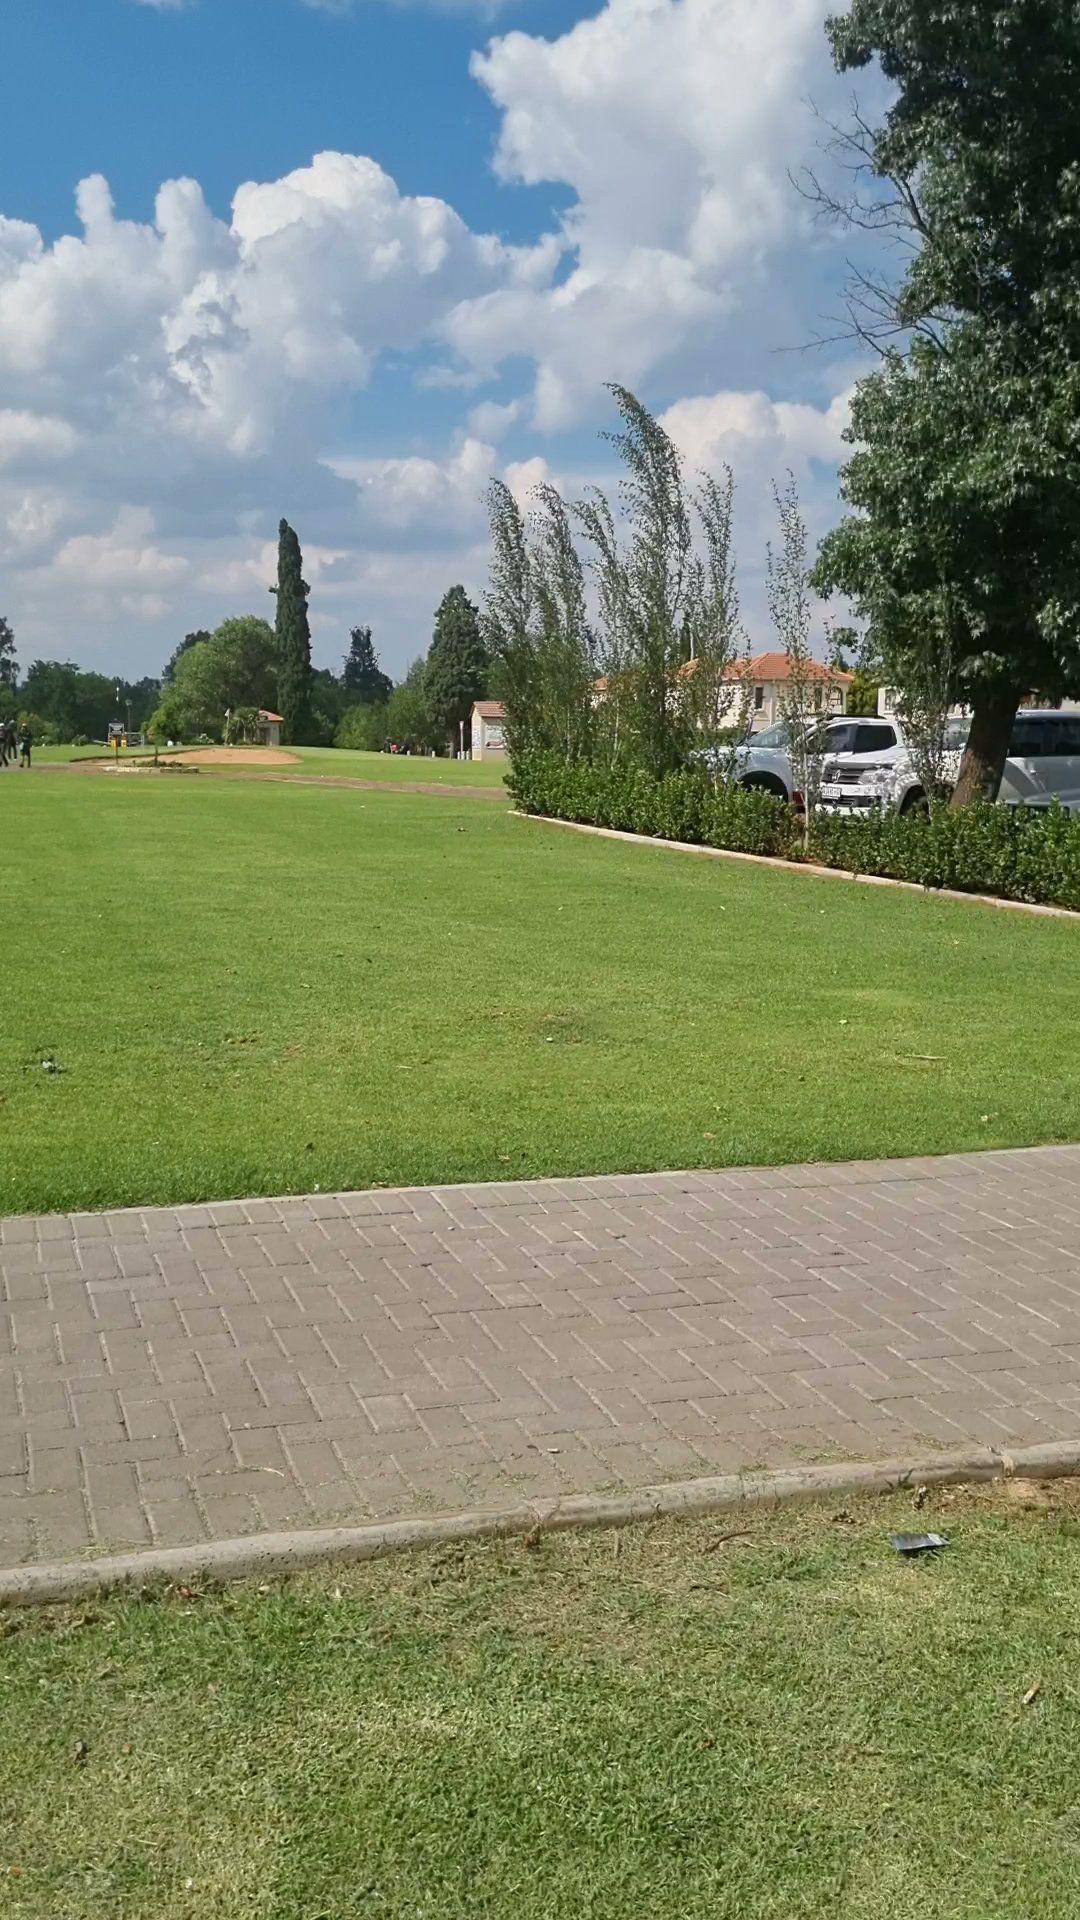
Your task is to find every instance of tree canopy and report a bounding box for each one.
[0,615,15,692]
[149,617,277,741]
[813,0,1080,801]
[163,631,210,685]
[424,586,487,750]
[343,626,392,705]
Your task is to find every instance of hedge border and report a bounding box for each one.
[516,812,1080,921]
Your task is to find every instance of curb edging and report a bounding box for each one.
[516,812,1080,920]
[4,1439,1079,1609]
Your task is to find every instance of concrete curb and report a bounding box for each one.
[3,1439,1079,1609]
[517,812,1080,920]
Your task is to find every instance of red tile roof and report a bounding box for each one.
[472,701,506,719]
[735,653,852,685]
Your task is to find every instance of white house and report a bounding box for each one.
[471,701,507,760]
[594,655,852,730]
[729,654,852,731]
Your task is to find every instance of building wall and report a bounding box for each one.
[471,713,507,760]
[747,680,846,731]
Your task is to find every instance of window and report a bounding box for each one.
[1009,716,1050,757]
[754,685,764,711]
[813,685,823,709]
[854,724,896,753]
[1053,717,1080,756]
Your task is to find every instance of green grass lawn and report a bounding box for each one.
[27,745,148,765]
[143,744,507,785]
[2,1485,1079,1918]
[284,745,506,784]
[2,770,1079,1215]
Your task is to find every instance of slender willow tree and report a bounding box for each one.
[272,520,313,745]
[484,479,597,763]
[484,387,746,777]
[574,387,745,776]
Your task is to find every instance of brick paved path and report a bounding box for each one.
[2,1147,1080,1564]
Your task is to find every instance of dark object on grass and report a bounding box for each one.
[890,1532,950,1555]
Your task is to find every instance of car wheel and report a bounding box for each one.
[741,773,789,801]
[900,788,929,817]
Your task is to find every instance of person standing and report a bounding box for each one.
[17,721,31,768]
[0,721,8,768]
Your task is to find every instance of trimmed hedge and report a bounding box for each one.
[509,750,1080,912]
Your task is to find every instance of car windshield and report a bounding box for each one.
[809,722,863,755]
[753,722,791,748]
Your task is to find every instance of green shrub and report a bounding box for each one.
[509,751,1080,911]
[810,802,1080,911]
[508,751,798,859]
[334,704,385,751]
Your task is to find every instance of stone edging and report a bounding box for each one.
[516,812,1080,920]
[3,1439,1077,1608]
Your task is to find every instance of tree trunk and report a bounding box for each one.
[949,683,1022,808]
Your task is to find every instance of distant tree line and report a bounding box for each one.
[0,519,491,756]
[0,616,160,744]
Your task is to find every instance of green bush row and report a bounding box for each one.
[508,750,1080,911]
[508,752,799,858]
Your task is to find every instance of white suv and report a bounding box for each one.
[819,709,1080,816]
[695,717,856,803]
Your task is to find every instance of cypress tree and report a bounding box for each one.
[424,585,487,753]
[343,625,392,704]
[272,519,313,744]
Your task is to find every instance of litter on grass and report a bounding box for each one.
[890,1532,950,1555]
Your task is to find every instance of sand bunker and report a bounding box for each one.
[174,746,301,768]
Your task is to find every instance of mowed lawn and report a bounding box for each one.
[134,745,507,785]
[1,770,1079,1215]
[287,745,507,785]
[2,1488,1080,1919]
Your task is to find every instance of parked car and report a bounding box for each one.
[697,709,1080,815]
[818,709,1080,816]
[695,716,896,806]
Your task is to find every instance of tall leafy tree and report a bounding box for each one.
[812,0,1080,803]
[0,615,16,691]
[343,625,392,704]
[272,520,313,745]
[148,617,276,741]
[163,631,211,684]
[424,586,487,752]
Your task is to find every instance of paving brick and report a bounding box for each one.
[5,1147,1080,1559]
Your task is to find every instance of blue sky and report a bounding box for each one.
[0,0,874,680]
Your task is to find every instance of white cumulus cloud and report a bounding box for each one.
[1,0,859,674]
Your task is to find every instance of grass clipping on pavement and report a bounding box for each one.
[2,1482,1079,1919]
